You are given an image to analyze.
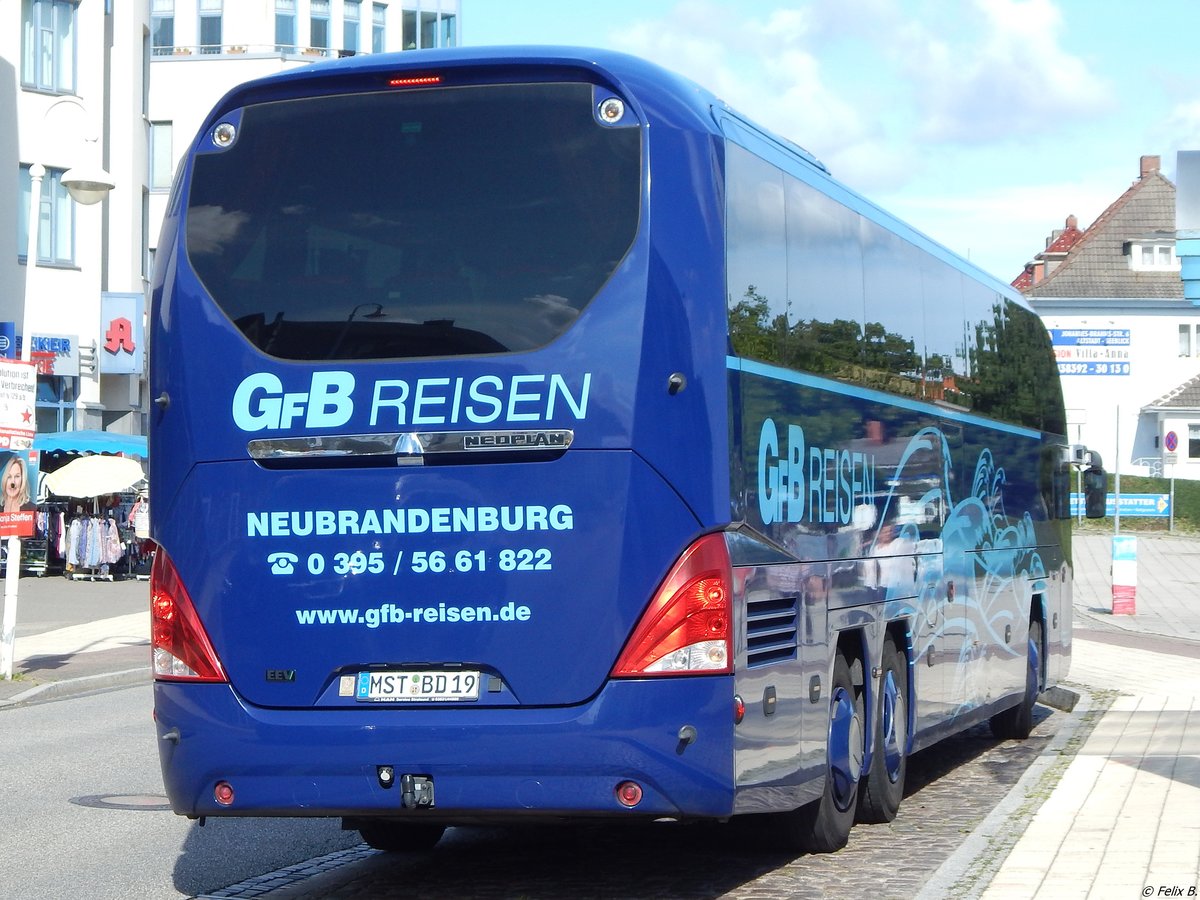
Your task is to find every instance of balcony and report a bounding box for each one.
[150,44,360,59]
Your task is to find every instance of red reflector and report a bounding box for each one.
[615,781,643,808]
[734,695,745,724]
[388,74,442,87]
[214,781,234,806]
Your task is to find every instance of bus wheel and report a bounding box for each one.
[789,653,864,852]
[989,618,1042,740]
[357,821,446,852]
[857,636,907,823]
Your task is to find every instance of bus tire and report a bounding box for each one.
[989,618,1042,740]
[789,653,864,852]
[857,636,907,823]
[357,821,446,852]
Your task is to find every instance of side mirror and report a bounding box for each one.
[1083,466,1107,519]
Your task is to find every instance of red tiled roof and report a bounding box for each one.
[1044,224,1084,254]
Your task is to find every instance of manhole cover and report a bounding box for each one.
[70,793,173,811]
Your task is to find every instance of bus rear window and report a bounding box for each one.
[184,82,640,361]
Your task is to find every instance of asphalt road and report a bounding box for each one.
[0,683,360,900]
[0,675,1086,900]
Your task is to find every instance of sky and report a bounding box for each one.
[459,0,1200,282]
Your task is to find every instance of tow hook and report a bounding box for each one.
[401,774,434,809]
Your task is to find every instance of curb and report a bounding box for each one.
[913,683,1112,900]
[0,666,151,709]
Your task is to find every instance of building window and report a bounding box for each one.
[343,0,360,53]
[275,0,296,52]
[402,10,416,49]
[1191,424,1200,459]
[142,189,151,281]
[1181,324,1194,357]
[150,122,173,191]
[19,165,74,266]
[21,0,77,93]
[1129,240,1180,272]
[36,375,76,434]
[151,0,174,55]
[310,0,330,50]
[199,0,222,54]
[373,3,386,52]
[440,12,457,48]
[420,11,437,48]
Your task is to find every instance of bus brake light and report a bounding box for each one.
[388,74,442,87]
[611,533,732,677]
[151,549,227,682]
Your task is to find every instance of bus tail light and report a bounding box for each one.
[611,533,732,677]
[151,549,227,682]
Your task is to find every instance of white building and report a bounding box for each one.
[2,0,458,439]
[1,0,150,434]
[147,0,460,271]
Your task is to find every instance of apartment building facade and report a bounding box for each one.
[3,0,458,439]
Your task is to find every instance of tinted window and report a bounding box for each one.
[186,83,640,360]
[726,147,786,362]
[726,142,1065,435]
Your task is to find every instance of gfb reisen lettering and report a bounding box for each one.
[231,370,591,431]
[758,418,876,526]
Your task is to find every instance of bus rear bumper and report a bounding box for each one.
[154,677,735,821]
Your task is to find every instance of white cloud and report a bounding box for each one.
[614,1,883,180]
[883,180,1118,278]
[895,0,1112,143]
[1158,101,1200,160]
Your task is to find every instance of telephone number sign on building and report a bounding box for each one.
[1049,328,1131,376]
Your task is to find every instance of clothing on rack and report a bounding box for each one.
[66,516,125,569]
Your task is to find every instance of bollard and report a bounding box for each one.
[1111,534,1136,615]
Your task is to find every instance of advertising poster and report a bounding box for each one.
[0,360,37,538]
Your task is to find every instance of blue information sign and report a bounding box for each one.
[1050,328,1131,376]
[1070,493,1170,517]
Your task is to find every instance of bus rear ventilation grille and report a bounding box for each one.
[746,596,799,667]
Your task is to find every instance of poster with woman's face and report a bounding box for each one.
[0,450,39,537]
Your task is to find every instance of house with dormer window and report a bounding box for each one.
[1017,155,1200,479]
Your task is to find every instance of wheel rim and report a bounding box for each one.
[828,685,862,811]
[881,669,906,783]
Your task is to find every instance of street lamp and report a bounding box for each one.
[20,97,117,361]
[20,164,117,361]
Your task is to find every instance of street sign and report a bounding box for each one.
[1164,452,1179,465]
[1070,493,1171,517]
[1165,430,1179,452]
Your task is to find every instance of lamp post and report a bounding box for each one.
[1,102,115,680]
[20,158,117,360]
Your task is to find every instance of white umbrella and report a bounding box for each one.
[43,455,145,499]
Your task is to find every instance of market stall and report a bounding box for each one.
[28,430,148,578]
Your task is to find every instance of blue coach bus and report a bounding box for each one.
[149,47,1105,852]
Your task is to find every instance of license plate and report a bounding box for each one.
[355,670,481,702]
